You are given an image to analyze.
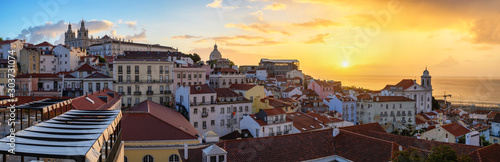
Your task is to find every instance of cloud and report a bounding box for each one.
[466,18,500,44]
[206,0,223,8]
[171,35,202,39]
[15,20,113,44]
[250,10,264,21]
[263,3,286,10]
[305,33,333,44]
[193,35,283,46]
[110,29,147,41]
[293,18,341,28]
[122,20,137,29]
[473,45,493,51]
[435,56,459,68]
[225,23,290,35]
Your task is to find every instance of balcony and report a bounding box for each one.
[390,114,395,117]
[146,91,154,95]
[133,91,141,95]
[402,114,406,116]
[117,92,125,95]
[277,132,283,135]
[118,71,123,74]
[397,114,401,117]
[202,112,208,118]
[268,132,275,136]
[284,130,289,134]
[164,90,172,94]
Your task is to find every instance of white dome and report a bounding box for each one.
[209,44,222,60]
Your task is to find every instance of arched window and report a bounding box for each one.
[169,154,180,162]
[143,155,154,162]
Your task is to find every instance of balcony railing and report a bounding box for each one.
[146,91,154,95]
[277,131,283,135]
[134,91,141,95]
[390,114,395,117]
[284,130,289,134]
[202,112,208,118]
[268,132,275,136]
[124,79,174,84]
[117,92,125,95]
[164,90,172,94]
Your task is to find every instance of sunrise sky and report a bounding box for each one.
[1,0,499,79]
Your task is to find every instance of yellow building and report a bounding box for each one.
[19,47,40,74]
[122,100,202,162]
[229,84,266,113]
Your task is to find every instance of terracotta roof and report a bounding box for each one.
[35,41,53,47]
[213,88,240,98]
[418,113,432,120]
[219,129,253,140]
[395,79,416,89]
[492,114,500,123]
[13,96,71,105]
[75,63,98,72]
[313,80,334,87]
[356,94,372,100]
[334,130,399,161]
[437,122,471,137]
[287,112,324,132]
[216,129,335,161]
[262,108,286,115]
[339,122,387,134]
[0,39,19,45]
[212,68,238,73]
[16,73,59,78]
[123,100,199,141]
[469,143,500,162]
[189,84,216,94]
[229,84,256,91]
[64,74,76,78]
[373,96,414,102]
[71,89,120,110]
[283,87,295,93]
[415,117,425,124]
[85,72,111,78]
[306,112,344,123]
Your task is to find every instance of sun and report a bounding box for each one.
[342,61,349,67]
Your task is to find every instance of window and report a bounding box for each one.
[221,120,224,126]
[160,66,163,74]
[211,120,215,126]
[194,108,198,114]
[239,106,242,112]
[88,83,93,91]
[118,76,123,82]
[194,122,198,128]
[147,66,151,74]
[210,156,216,162]
[211,107,215,113]
[203,121,207,129]
[221,108,224,114]
[143,155,154,162]
[126,66,131,74]
[135,66,139,74]
[168,154,180,162]
[135,75,139,82]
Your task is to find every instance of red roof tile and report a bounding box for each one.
[123,100,199,141]
[35,41,53,47]
[85,72,111,78]
[469,143,500,162]
[335,130,399,161]
[0,39,19,45]
[229,84,256,91]
[262,108,286,115]
[75,63,98,71]
[493,114,500,123]
[283,87,295,93]
[287,112,323,132]
[438,122,471,137]
[216,129,335,161]
[71,89,120,110]
[213,88,240,98]
[16,73,59,78]
[306,112,343,123]
[339,122,387,134]
[189,84,216,94]
[395,79,416,89]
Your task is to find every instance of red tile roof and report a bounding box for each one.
[189,84,216,94]
[287,112,324,132]
[16,73,59,78]
[229,84,256,91]
[415,117,425,124]
[437,122,471,137]
[468,143,500,162]
[35,41,53,47]
[216,129,335,161]
[356,94,372,100]
[0,39,19,45]
[85,72,111,78]
[213,88,240,97]
[492,114,500,123]
[262,108,286,115]
[71,89,120,110]
[306,112,344,123]
[373,96,415,102]
[339,122,387,134]
[75,63,98,71]
[64,74,76,78]
[212,68,238,73]
[334,130,399,161]
[123,100,199,141]
[283,87,295,93]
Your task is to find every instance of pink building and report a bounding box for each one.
[173,63,207,92]
[307,80,335,99]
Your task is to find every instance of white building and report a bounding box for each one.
[324,94,357,123]
[282,87,302,98]
[240,108,293,138]
[256,68,267,81]
[52,44,86,72]
[357,96,416,132]
[39,52,58,74]
[173,61,206,91]
[208,68,246,89]
[381,69,433,113]
[62,63,113,97]
[0,39,24,59]
[286,70,304,80]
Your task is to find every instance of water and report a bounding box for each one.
[331,75,500,103]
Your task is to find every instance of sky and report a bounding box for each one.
[1,0,499,79]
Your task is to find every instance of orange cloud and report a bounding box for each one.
[293,18,341,28]
[264,3,286,10]
[225,23,290,35]
[171,35,201,39]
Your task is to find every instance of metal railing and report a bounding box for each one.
[146,91,154,95]
[202,112,208,118]
[133,91,141,95]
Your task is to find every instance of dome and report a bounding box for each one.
[422,67,430,77]
[209,44,222,60]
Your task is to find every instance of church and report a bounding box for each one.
[64,20,176,56]
[381,68,433,113]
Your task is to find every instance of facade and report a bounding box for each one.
[240,108,293,138]
[122,100,201,162]
[15,73,62,97]
[19,47,41,74]
[173,62,206,91]
[255,68,267,80]
[259,59,299,76]
[208,68,246,89]
[89,40,177,56]
[286,69,304,81]
[282,87,301,98]
[357,96,416,131]
[489,114,500,144]
[229,84,266,113]
[175,85,252,136]
[52,44,87,72]
[324,94,357,123]
[0,39,24,59]
[0,59,14,95]
[308,80,336,99]
[39,52,58,74]
[381,69,433,113]
[113,58,174,108]
[421,122,479,146]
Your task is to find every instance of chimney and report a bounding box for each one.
[184,142,188,160]
[333,128,340,137]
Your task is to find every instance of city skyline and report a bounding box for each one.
[1,0,499,79]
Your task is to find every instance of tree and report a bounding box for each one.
[229,61,235,67]
[432,96,440,110]
[188,53,201,63]
[392,148,424,162]
[458,135,465,144]
[98,56,106,63]
[0,37,3,41]
[480,134,491,146]
[427,145,458,162]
